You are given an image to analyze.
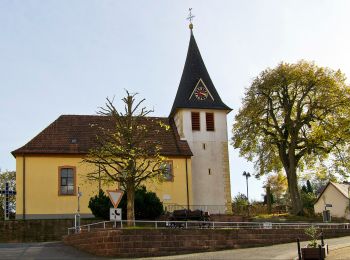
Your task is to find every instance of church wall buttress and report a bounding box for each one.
[222,141,232,214]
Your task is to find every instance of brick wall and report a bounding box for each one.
[0,219,97,242]
[63,228,350,258]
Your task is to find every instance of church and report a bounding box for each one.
[12,22,232,219]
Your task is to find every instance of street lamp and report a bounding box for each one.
[242,171,251,202]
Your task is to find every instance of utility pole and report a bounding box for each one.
[243,171,251,216]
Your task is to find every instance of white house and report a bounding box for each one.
[314,182,350,220]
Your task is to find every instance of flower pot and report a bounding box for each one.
[301,244,328,260]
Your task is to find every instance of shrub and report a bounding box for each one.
[88,189,113,219]
[305,226,320,248]
[232,193,249,215]
[301,190,317,216]
[88,186,163,220]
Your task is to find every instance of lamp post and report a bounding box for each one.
[242,171,251,202]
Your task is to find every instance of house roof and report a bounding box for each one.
[169,30,231,117]
[332,182,350,199]
[12,115,192,157]
[315,181,350,204]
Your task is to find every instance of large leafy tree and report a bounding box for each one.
[232,61,350,214]
[84,91,167,223]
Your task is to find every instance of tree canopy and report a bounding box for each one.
[232,61,350,214]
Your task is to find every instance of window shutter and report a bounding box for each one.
[206,113,214,131]
[191,112,200,131]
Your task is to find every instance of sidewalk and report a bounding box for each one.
[136,236,350,260]
[328,246,350,260]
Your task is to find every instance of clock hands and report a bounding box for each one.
[194,86,208,100]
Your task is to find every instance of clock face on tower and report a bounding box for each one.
[194,86,209,100]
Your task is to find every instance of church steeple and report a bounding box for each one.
[170,24,231,117]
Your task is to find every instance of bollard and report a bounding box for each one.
[319,245,324,260]
[297,238,301,260]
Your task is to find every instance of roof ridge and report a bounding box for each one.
[59,114,169,119]
[12,114,192,157]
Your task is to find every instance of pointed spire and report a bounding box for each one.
[170,27,231,117]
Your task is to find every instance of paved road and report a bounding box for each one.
[0,242,101,260]
[0,236,349,260]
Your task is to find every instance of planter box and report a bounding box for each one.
[301,244,328,260]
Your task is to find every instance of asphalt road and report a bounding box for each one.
[0,236,349,260]
[0,242,101,260]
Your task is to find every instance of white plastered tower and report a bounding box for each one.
[170,25,232,214]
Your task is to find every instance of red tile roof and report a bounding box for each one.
[12,115,192,157]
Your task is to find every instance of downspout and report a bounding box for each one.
[185,158,190,211]
[22,155,26,220]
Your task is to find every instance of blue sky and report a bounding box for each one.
[1,0,350,201]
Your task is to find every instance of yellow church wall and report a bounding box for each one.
[15,155,192,219]
[145,157,192,208]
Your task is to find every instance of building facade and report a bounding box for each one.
[314,182,350,220]
[12,25,232,219]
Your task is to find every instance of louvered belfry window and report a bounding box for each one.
[191,112,200,131]
[206,112,215,131]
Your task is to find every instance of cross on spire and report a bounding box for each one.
[187,8,195,30]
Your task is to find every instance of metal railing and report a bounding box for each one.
[67,220,350,235]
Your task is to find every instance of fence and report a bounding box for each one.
[67,220,350,235]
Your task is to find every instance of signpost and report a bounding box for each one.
[107,189,124,228]
[0,182,16,220]
[110,208,122,221]
[75,187,82,233]
[106,190,124,208]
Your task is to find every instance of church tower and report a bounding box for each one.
[170,20,232,213]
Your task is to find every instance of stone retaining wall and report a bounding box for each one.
[63,228,350,258]
[0,219,97,242]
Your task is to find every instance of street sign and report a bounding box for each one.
[106,189,124,208]
[110,208,122,221]
[263,222,272,229]
[325,204,332,208]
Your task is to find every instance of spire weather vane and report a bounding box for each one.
[187,8,195,29]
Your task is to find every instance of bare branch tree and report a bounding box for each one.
[83,90,168,223]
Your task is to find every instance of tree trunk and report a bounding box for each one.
[285,165,303,215]
[279,138,303,215]
[126,185,135,226]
